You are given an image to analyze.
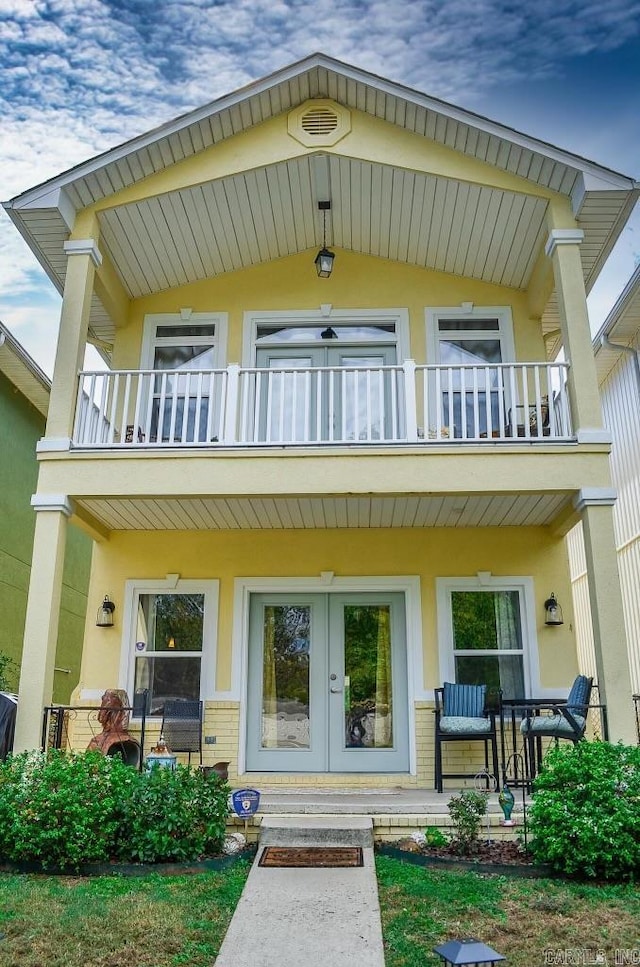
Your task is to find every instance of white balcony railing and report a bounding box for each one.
[73,361,573,449]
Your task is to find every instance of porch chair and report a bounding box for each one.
[434,682,499,793]
[520,674,593,744]
[161,699,204,766]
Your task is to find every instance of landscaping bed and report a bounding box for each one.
[379,840,555,878]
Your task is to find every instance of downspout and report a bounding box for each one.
[600,334,640,394]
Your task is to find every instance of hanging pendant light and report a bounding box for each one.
[314,201,335,278]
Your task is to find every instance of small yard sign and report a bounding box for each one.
[231,788,261,818]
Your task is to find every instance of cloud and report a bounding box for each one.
[1,0,639,370]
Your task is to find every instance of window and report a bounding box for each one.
[437,578,537,701]
[141,313,227,443]
[426,307,515,438]
[123,580,218,716]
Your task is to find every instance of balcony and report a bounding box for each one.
[73,361,573,450]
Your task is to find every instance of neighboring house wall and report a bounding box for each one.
[0,369,91,702]
[568,328,640,694]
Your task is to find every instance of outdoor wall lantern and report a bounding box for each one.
[96,595,116,628]
[321,326,337,339]
[433,937,506,965]
[314,200,335,278]
[544,593,564,626]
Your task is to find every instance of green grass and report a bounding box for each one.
[0,862,250,967]
[376,855,640,966]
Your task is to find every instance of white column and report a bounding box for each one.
[577,490,636,743]
[13,496,72,752]
[43,239,102,448]
[545,230,609,444]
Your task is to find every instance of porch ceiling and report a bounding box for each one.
[97,156,549,299]
[75,491,571,532]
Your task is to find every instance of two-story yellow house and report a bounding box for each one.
[5,54,638,788]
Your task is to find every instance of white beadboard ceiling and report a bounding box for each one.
[76,491,570,532]
[5,54,637,353]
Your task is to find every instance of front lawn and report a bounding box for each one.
[0,863,250,967]
[377,855,640,966]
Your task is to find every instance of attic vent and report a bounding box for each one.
[288,99,351,147]
[301,107,339,136]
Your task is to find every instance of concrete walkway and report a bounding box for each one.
[214,818,385,967]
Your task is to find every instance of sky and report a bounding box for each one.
[1,0,639,376]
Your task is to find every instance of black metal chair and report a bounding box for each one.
[520,675,593,743]
[434,682,499,793]
[161,699,203,766]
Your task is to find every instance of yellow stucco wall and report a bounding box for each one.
[112,249,546,371]
[73,525,577,785]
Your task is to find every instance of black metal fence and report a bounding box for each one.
[41,704,147,771]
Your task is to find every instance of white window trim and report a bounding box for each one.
[436,575,543,698]
[425,306,515,364]
[118,577,220,712]
[242,308,410,367]
[231,574,423,776]
[141,312,229,370]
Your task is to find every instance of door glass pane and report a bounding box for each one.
[337,355,388,441]
[264,358,313,442]
[343,605,393,750]
[256,324,396,343]
[261,605,311,749]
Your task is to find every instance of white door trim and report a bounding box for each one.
[232,574,423,775]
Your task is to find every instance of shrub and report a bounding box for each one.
[0,750,126,870]
[0,652,17,692]
[118,763,229,863]
[529,741,640,880]
[447,789,489,854]
[0,750,230,871]
[424,826,449,848]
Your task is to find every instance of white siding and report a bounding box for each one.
[568,336,640,692]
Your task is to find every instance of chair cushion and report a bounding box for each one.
[442,682,486,718]
[566,675,592,714]
[521,714,586,738]
[439,716,493,735]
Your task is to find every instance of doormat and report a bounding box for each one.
[259,846,363,868]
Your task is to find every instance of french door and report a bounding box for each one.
[254,344,398,442]
[245,592,409,772]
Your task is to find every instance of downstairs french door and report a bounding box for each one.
[245,592,409,772]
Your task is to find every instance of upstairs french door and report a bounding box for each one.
[246,592,409,773]
[254,344,398,443]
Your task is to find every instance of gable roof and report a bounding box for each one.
[593,263,640,384]
[4,53,638,353]
[0,322,50,417]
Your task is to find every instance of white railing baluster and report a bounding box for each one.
[402,359,418,442]
[71,362,574,449]
[180,372,190,443]
[497,368,505,437]
[471,367,480,440]
[205,371,215,443]
[460,366,468,439]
